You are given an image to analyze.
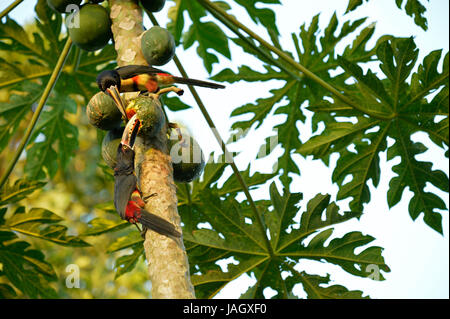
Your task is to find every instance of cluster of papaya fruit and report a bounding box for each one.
[47,0,205,182]
[47,0,169,54]
[90,93,205,184]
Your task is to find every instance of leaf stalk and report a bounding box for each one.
[197,0,395,121]
[0,0,23,20]
[147,11,276,258]
[0,37,73,190]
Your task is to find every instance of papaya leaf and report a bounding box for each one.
[24,92,79,180]
[0,83,42,153]
[395,0,429,31]
[345,0,366,12]
[282,267,369,299]
[177,154,275,205]
[0,0,116,181]
[298,37,448,233]
[0,230,57,298]
[180,182,388,299]
[387,127,448,233]
[0,179,46,207]
[0,283,17,298]
[114,244,144,279]
[162,95,192,111]
[345,0,429,31]
[212,13,387,183]
[4,207,90,247]
[107,231,143,253]
[233,0,281,36]
[81,218,129,237]
[167,0,230,73]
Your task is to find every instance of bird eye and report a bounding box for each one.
[97,70,121,91]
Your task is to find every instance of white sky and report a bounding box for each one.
[1,0,448,299]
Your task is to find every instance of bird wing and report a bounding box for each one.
[115,65,167,79]
[114,174,137,219]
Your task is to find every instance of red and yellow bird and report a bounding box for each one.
[114,115,181,238]
[96,65,225,119]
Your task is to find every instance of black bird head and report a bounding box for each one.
[96,69,121,92]
[96,69,128,119]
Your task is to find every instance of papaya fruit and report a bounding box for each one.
[127,96,165,138]
[140,0,166,13]
[141,26,175,66]
[169,134,205,183]
[86,91,123,130]
[47,0,81,14]
[66,4,112,51]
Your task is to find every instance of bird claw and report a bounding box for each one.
[168,122,185,146]
[140,226,148,239]
[152,86,184,99]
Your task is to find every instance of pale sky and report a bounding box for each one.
[1,0,448,299]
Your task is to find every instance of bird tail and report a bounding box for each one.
[138,209,181,238]
[172,76,225,89]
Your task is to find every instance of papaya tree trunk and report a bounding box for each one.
[108,0,195,299]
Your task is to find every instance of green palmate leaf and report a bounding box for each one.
[218,167,276,196]
[282,268,368,299]
[5,207,90,247]
[180,182,387,299]
[333,125,388,202]
[345,0,367,12]
[395,0,428,31]
[298,37,449,233]
[387,125,448,233]
[0,283,17,298]
[82,218,129,236]
[167,0,230,73]
[213,13,388,183]
[1,0,116,181]
[183,21,230,73]
[162,95,192,111]
[212,65,284,83]
[176,154,275,206]
[233,0,281,36]
[0,0,64,88]
[24,92,79,180]
[0,179,46,207]
[0,231,57,298]
[345,0,428,31]
[107,231,143,253]
[0,83,42,153]
[0,0,115,93]
[114,244,144,279]
[298,117,381,163]
[58,44,117,98]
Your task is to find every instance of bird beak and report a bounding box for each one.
[121,114,141,149]
[106,85,128,120]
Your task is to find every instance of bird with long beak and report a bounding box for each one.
[114,114,181,238]
[96,64,225,118]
